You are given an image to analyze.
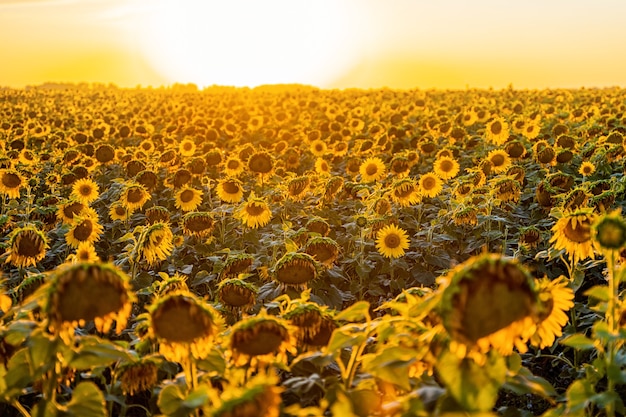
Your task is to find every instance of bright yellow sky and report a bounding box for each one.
[1,0,625,90]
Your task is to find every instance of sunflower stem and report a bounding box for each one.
[605,250,618,417]
[11,400,30,417]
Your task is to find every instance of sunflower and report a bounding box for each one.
[236,194,272,229]
[579,161,596,177]
[57,201,96,224]
[390,177,421,207]
[70,177,99,205]
[221,253,255,278]
[212,374,282,417]
[182,211,214,238]
[533,140,555,165]
[248,151,274,176]
[119,183,151,212]
[0,169,24,199]
[5,225,48,268]
[47,262,134,336]
[375,224,410,258]
[218,278,257,313]
[419,172,443,198]
[229,310,296,366]
[117,356,160,396]
[433,156,460,180]
[175,186,203,212]
[592,210,626,253]
[304,236,340,267]
[138,222,174,266]
[437,253,539,358]
[485,117,510,145]
[389,155,411,177]
[273,252,318,290]
[486,149,512,174]
[148,290,221,362]
[178,138,196,157]
[550,208,598,264]
[315,157,331,176]
[220,155,244,177]
[529,276,574,349]
[518,226,542,250]
[66,242,99,263]
[216,178,244,203]
[306,217,331,236]
[359,157,386,183]
[94,144,115,164]
[321,176,344,203]
[109,202,130,222]
[65,215,103,248]
[523,122,541,140]
[145,206,171,225]
[310,139,328,157]
[286,176,310,201]
[283,300,337,348]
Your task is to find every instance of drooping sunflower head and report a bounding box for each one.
[561,187,590,212]
[549,208,598,264]
[5,224,48,268]
[145,206,170,225]
[273,252,318,290]
[212,373,282,417]
[359,156,386,183]
[390,177,421,207]
[148,290,221,362]
[518,226,542,251]
[236,194,272,229]
[286,176,310,201]
[493,177,521,204]
[116,356,160,396]
[221,253,255,278]
[437,253,539,356]
[389,155,411,177]
[305,216,331,237]
[592,210,626,253]
[218,277,257,313]
[138,222,174,266]
[182,211,215,238]
[229,310,295,365]
[321,176,344,202]
[375,223,410,259]
[216,178,244,203]
[282,301,337,348]
[47,262,134,336]
[304,236,341,267]
[452,206,478,227]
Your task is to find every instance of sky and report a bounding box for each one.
[1,0,625,90]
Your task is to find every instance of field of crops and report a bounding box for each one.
[0,84,625,416]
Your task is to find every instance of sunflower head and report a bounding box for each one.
[304,236,341,267]
[248,151,274,176]
[282,300,337,348]
[47,262,134,336]
[359,157,386,183]
[212,373,282,417]
[530,276,574,349]
[216,178,244,203]
[419,172,443,198]
[236,195,272,229]
[592,210,626,252]
[550,208,598,264]
[138,222,174,266]
[70,178,99,204]
[273,252,318,290]
[375,223,410,258]
[221,253,255,278]
[5,225,49,268]
[145,206,171,225]
[0,169,25,199]
[306,217,331,237]
[175,186,203,212]
[390,177,421,207]
[438,253,539,356]
[218,277,257,312]
[182,211,214,238]
[229,310,295,364]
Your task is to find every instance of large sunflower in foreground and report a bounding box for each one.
[0,168,25,199]
[375,224,410,258]
[5,225,48,268]
[549,208,598,264]
[47,262,134,337]
[437,253,539,359]
[529,276,574,349]
[235,194,272,229]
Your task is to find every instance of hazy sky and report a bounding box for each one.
[1,0,625,89]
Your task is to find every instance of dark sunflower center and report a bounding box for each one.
[222,181,240,194]
[2,172,21,188]
[384,233,401,249]
[439,160,454,172]
[490,121,502,135]
[185,216,213,232]
[249,154,273,174]
[315,144,324,152]
[227,159,240,169]
[17,231,43,257]
[74,220,94,241]
[422,177,436,190]
[364,164,378,176]
[183,143,193,151]
[563,218,591,243]
[152,297,214,343]
[276,259,316,284]
[421,143,435,153]
[180,189,195,203]
[115,206,126,216]
[79,185,92,196]
[394,185,414,198]
[491,154,505,166]
[232,321,287,356]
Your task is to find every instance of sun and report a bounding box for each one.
[138,0,361,88]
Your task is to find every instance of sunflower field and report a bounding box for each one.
[1,84,626,416]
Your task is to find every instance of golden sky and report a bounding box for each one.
[1,0,625,90]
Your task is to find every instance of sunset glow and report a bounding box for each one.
[1,0,626,89]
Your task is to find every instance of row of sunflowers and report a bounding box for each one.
[0,84,625,416]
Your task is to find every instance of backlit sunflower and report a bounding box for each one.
[248,151,274,176]
[178,138,196,157]
[109,202,130,222]
[485,117,510,145]
[218,277,257,313]
[221,253,255,278]
[486,149,512,174]
[5,225,48,268]
[273,252,318,290]
[56,201,96,224]
[283,298,337,348]
[419,172,443,198]
[236,194,272,229]
[66,241,99,263]
[433,156,460,180]
[47,262,134,337]
[212,374,282,417]
[375,224,410,258]
[359,156,386,183]
[579,161,596,177]
[182,211,214,238]
[175,186,203,212]
[437,253,539,358]
[522,122,541,140]
[145,206,170,225]
[119,183,151,212]
[65,215,103,248]
[138,222,174,266]
[390,177,421,207]
[116,356,160,396]
[216,178,244,203]
[321,176,344,203]
[148,290,221,362]
[0,169,25,199]
[222,155,245,177]
[229,310,296,366]
[550,208,598,264]
[315,157,331,176]
[529,276,574,349]
[286,176,310,201]
[592,210,626,253]
[70,177,99,204]
[310,139,327,157]
[304,236,340,267]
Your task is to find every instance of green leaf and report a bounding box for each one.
[158,384,187,417]
[335,301,370,322]
[361,346,418,391]
[564,380,595,417]
[436,349,507,412]
[64,381,107,417]
[326,325,367,355]
[583,285,610,302]
[69,337,133,370]
[503,367,557,399]
[2,349,32,399]
[196,348,226,375]
[571,266,585,293]
[182,386,211,409]
[559,334,596,350]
